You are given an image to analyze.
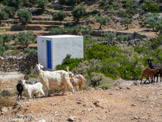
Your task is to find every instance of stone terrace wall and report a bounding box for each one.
[0,54,37,72]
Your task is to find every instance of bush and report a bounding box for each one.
[0,96,16,110]
[24,47,37,54]
[90,72,114,87]
[56,54,82,71]
[17,9,32,25]
[1,90,12,97]
[73,59,102,77]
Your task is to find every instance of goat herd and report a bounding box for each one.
[140,59,162,84]
[16,59,162,100]
[16,64,86,100]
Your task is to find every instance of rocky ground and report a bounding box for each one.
[0,72,162,122]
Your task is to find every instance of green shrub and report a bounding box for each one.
[90,72,114,87]
[73,59,102,77]
[56,54,82,71]
[24,47,37,54]
[1,90,12,97]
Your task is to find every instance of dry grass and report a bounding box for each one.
[0,96,16,110]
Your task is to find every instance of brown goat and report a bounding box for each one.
[140,67,161,84]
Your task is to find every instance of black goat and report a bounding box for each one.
[16,80,24,100]
[147,59,162,82]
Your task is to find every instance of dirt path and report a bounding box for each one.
[0,72,162,122]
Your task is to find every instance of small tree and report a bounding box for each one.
[8,0,23,9]
[59,0,81,6]
[99,0,114,10]
[96,16,110,29]
[0,11,9,24]
[72,6,86,22]
[53,11,66,23]
[17,9,32,25]
[3,7,16,18]
[0,34,12,46]
[155,18,162,35]
[144,13,159,31]
[15,31,35,48]
[37,0,48,12]
[120,18,132,30]
[141,0,160,13]
[0,34,12,56]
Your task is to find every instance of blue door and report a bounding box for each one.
[47,40,52,69]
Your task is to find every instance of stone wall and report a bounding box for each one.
[92,30,147,39]
[0,54,37,72]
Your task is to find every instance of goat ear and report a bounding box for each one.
[66,66,69,72]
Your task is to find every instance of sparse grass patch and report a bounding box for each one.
[0,96,16,110]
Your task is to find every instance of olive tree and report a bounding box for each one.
[0,11,9,24]
[59,0,81,6]
[15,31,36,48]
[2,7,16,18]
[38,0,48,12]
[96,16,110,29]
[72,6,86,22]
[8,0,23,9]
[17,9,32,25]
[53,11,66,22]
[0,34,12,56]
[120,18,132,30]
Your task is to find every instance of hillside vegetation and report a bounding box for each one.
[0,0,161,89]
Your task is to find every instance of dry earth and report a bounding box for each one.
[0,72,162,122]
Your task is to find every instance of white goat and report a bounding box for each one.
[21,80,45,99]
[70,74,86,91]
[34,64,74,96]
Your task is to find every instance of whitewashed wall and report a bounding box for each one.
[37,35,84,70]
